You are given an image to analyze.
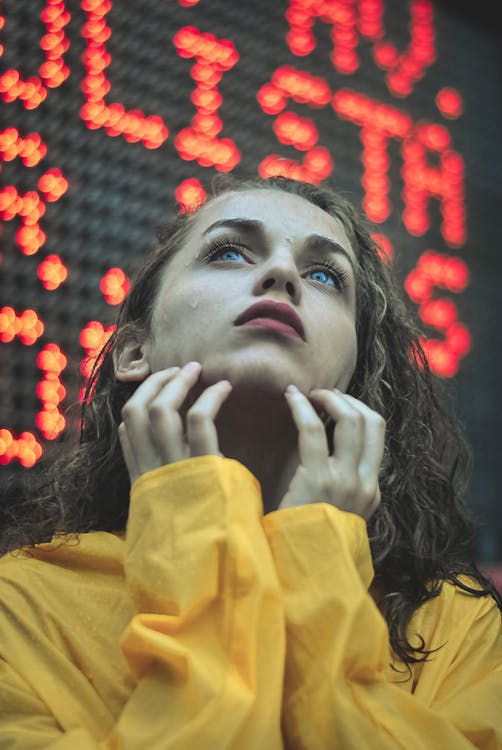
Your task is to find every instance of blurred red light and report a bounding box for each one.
[419,298,457,330]
[273,112,319,151]
[176,178,207,214]
[80,321,115,381]
[0,430,43,467]
[373,42,398,69]
[421,339,459,378]
[100,267,131,305]
[0,307,44,344]
[37,254,68,290]
[371,233,393,262]
[436,87,463,119]
[446,322,471,356]
[259,146,332,185]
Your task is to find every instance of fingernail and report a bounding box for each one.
[185,361,201,372]
[286,384,300,395]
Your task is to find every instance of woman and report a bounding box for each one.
[1,176,501,748]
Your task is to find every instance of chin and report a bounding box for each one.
[204,356,298,393]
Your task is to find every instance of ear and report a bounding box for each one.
[113,339,151,383]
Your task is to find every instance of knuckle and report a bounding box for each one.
[120,403,134,421]
[304,418,325,437]
[360,478,377,500]
[373,413,386,431]
[147,400,166,421]
[319,476,334,498]
[338,475,357,499]
[341,404,363,425]
[351,409,364,426]
[186,407,209,426]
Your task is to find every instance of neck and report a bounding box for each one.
[218,389,300,514]
[183,382,300,514]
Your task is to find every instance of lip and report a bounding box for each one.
[239,318,303,340]
[234,300,306,342]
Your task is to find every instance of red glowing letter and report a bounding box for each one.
[0,308,69,464]
[405,251,470,377]
[332,88,412,221]
[285,0,435,96]
[0,128,68,255]
[0,341,67,465]
[0,131,69,465]
[80,0,169,149]
[402,124,466,248]
[173,26,240,172]
[332,89,466,243]
[36,343,68,441]
[0,0,71,109]
[257,65,333,183]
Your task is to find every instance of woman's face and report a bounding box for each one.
[141,189,358,396]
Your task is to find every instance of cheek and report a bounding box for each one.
[155,276,207,323]
[320,317,357,388]
[150,280,222,360]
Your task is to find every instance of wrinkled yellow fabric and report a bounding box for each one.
[0,455,500,749]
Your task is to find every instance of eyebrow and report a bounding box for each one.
[201,217,356,274]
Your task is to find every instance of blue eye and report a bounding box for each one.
[305,261,349,292]
[203,237,250,265]
[211,247,245,262]
[308,269,332,285]
[204,236,349,292]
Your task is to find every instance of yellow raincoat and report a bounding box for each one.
[0,455,501,748]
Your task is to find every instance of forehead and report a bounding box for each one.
[186,189,353,251]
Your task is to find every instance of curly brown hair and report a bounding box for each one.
[3,175,500,667]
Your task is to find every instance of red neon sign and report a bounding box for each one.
[0,0,473,466]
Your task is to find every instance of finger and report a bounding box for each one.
[185,380,233,458]
[308,389,365,471]
[147,362,203,463]
[120,367,182,471]
[318,391,384,517]
[284,387,330,469]
[118,421,140,485]
[342,394,386,490]
[122,367,182,412]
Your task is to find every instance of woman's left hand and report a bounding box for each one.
[278,387,385,521]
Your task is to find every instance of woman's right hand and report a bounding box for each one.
[118,362,233,484]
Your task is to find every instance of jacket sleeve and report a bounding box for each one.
[261,502,502,750]
[0,456,286,750]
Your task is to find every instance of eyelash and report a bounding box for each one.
[202,234,350,292]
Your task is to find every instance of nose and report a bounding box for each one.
[253,249,302,304]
